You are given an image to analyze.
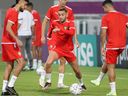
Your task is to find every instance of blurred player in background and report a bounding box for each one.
[18,2,35,70]
[31,5,43,71]
[40,8,86,90]
[41,0,79,88]
[91,0,128,96]
[1,0,28,95]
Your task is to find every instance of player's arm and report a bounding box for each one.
[31,17,35,40]
[100,28,106,56]
[70,10,80,48]
[41,7,51,44]
[100,16,107,56]
[6,21,23,47]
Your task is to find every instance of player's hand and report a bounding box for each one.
[41,36,46,44]
[101,47,105,56]
[32,35,36,41]
[52,28,60,33]
[16,38,23,47]
[75,40,80,48]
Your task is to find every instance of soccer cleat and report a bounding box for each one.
[90,79,100,86]
[57,83,69,88]
[80,84,87,90]
[43,82,51,90]
[39,77,45,87]
[6,86,19,96]
[1,91,11,96]
[106,91,117,96]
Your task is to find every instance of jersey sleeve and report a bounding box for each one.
[101,16,108,29]
[18,12,23,24]
[45,7,52,20]
[8,10,17,24]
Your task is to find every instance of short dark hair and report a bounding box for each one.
[26,2,33,8]
[11,0,29,7]
[58,8,67,13]
[102,0,113,6]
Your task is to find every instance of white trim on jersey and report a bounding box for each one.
[8,20,14,24]
[106,47,125,50]
[1,42,16,44]
[34,19,38,21]
[45,16,50,20]
[102,27,108,29]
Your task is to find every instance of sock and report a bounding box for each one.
[110,82,116,92]
[8,75,17,87]
[2,80,8,92]
[40,70,46,81]
[78,79,84,85]
[46,73,51,83]
[96,72,105,82]
[33,59,37,68]
[58,73,64,84]
[38,60,42,68]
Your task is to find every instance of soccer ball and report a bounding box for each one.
[36,66,44,75]
[69,83,82,95]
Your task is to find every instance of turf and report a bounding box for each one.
[0,62,128,96]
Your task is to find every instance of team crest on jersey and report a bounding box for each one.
[64,26,69,30]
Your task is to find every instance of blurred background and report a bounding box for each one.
[0,0,128,69]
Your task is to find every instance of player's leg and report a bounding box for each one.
[58,57,68,88]
[32,46,38,70]
[37,46,43,68]
[25,36,33,69]
[91,62,107,86]
[106,49,123,96]
[36,46,44,75]
[6,58,26,95]
[69,59,86,90]
[1,62,14,95]
[39,51,59,89]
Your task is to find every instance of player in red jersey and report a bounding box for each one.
[1,0,28,96]
[41,0,79,88]
[30,4,43,71]
[91,0,128,96]
[39,8,86,90]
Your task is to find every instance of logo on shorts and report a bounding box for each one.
[18,52,21,56]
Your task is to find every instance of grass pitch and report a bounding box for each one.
[0,62,128,96]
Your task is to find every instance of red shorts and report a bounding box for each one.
[32,31,42,47]
[53,48,76,63]
[32,40,42,47]
[47,38,54,50]
[106,49,124,64]
[2,44,23,62]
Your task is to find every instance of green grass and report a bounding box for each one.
[0,62,128,96]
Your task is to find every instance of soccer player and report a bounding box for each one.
[1,0,28,95]
[91,0,128,96]
[39,8,86,90]
[18,2,35,70]
[41,0,79,88]
[31,7,43,71]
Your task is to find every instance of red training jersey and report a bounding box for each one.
[46,4,75,38]
[2,8,18,43]
[50,20,75,51]
[101,11,128,49]
[32,10,42,33]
